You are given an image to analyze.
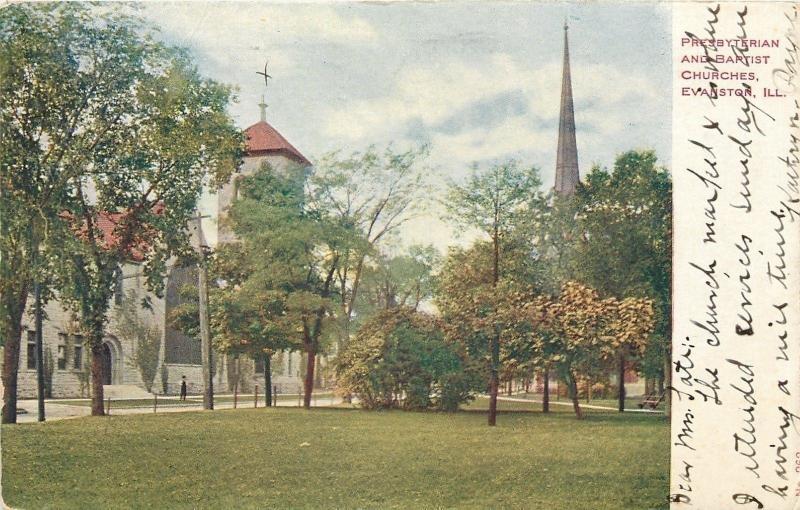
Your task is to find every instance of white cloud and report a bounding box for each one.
[320,53,663,171]
[261,7,378,42]
[142,3,378,77]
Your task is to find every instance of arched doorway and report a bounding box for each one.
[100,343,112,385]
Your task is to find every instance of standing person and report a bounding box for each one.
[180,376,187,401]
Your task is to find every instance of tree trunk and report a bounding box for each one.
[488,216,500,427]
[303,347,316,409]
[542,371,550,413]
[1,298,25,424]
[264,355,272,407]
[90,340,105,416]
[568,372,583,420]
[232,356,240,408]
[617,351,626,413]
[488,370,498,426]
[664,344,672,418]
[488,332,500,426]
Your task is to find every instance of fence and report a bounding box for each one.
[64,387,337,415]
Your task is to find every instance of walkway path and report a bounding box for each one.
[493,395,664,414]
[12,394,343,423]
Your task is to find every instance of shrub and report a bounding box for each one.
[336,308,476,411]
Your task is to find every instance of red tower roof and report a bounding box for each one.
[244,120,311,166]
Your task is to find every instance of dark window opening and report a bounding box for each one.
[26,330,36,370]
[73,335,84,369]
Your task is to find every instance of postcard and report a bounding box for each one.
[0,1,796,509]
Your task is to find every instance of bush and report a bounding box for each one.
[336,308,476,411]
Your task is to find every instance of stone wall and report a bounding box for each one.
[16,263,164,398]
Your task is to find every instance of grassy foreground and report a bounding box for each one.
[2,403,669,509]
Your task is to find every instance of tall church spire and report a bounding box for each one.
[554,22,579,196]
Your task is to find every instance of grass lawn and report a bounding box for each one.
[2,403,669,509]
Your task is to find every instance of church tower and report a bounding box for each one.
[216,97,311,243]
[554,23,580,196]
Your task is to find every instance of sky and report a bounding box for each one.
[138,2,672,251]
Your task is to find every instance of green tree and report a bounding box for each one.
[576,150,671,412]
[442,160,545,426]
[354,245,439,320]
[226,164,352,408]
[0,2,140,422]
[309,145,429,351]
[0,3,242,417]
[169,242,298,406]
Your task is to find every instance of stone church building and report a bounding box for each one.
[12,105,314,398]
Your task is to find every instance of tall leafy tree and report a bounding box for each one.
[169,244,296,406]
[0,3,241,417]
[442,160,545,426]
[0,2,143,422]
[309,145,429,351]
[226,164,352,408]
[576,150,671,411]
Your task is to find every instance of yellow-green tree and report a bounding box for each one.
[532,282,654,419]
[442,160,545,426]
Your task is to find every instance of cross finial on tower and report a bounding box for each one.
[258,95,268,122]
[256,60,273,122]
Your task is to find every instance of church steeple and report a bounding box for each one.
[554,22,580,196]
